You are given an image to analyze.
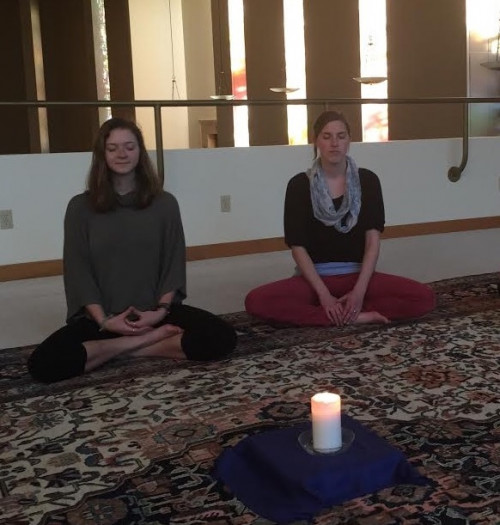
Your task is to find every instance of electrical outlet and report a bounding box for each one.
[220,195,231,212]
[0,209,13,230]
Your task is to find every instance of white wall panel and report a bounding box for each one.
[0,138,499,266]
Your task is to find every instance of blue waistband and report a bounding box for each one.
[313,262,361,276]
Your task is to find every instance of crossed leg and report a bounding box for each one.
[84,324,185,372]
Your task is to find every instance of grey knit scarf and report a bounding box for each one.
[306,155,361,232]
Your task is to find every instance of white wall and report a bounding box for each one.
[166,137,500,245]
[0,153,90,265]
[0,137,499,266]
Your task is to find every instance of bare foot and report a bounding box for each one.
[129,324,185,359]
[157,323,184,337]
[356,311,390,324]
[124,324,182,351]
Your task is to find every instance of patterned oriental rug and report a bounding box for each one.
[0,273,499,525]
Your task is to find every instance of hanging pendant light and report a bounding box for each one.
[353,35,387,85]
[210,0,234,100]
[167,0,181,99]
[270,2,301,95]
[269,87,299,93]
[353,76,387,84]
[269,62,299,94]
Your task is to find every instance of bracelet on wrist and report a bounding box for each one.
[99,314,114,332]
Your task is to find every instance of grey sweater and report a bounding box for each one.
[63,190,186,322]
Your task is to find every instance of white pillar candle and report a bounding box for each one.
[311,392,342,452]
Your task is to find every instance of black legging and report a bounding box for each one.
[27,304,237,383]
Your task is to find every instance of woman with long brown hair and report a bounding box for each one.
[28,117,236,383]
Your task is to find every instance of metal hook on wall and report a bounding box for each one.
[448,103,469,182]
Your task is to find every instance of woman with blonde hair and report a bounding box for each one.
[245,110,435,326]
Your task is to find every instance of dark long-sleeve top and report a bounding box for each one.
[63,190,186,322]
[284,168,385,263]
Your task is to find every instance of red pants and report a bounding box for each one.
[245,272,436,326]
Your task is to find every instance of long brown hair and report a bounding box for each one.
[87,117,162,212]
[312,110,351,158]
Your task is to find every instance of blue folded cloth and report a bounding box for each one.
[213,414,429,524]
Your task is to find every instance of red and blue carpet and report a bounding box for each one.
[0,273,499,524]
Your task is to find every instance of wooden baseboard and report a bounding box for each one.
[186,237,288,261]
[381,216,500,239]
[0,259,63,282]
[1,216,499,282]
